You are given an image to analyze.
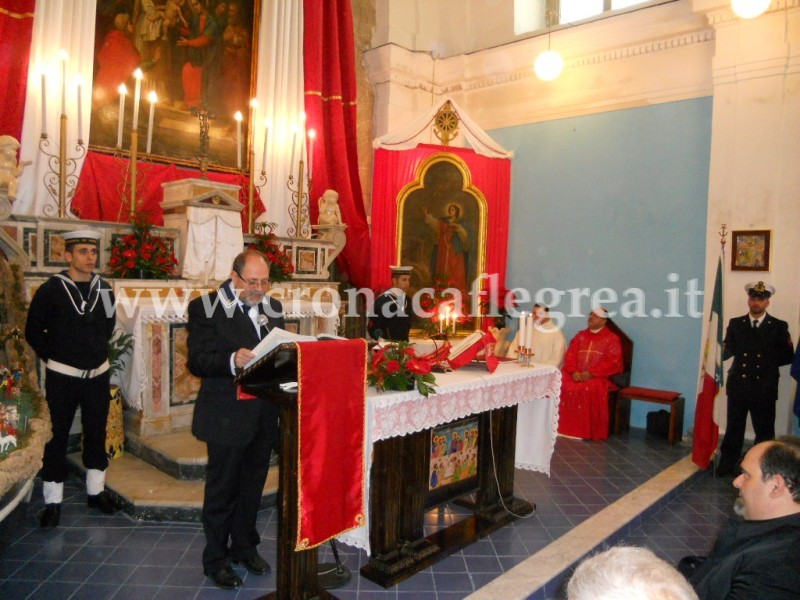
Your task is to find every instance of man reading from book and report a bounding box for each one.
[187,249,285,590]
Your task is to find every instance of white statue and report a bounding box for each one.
[0,136,30,201]
[317,189,343,226]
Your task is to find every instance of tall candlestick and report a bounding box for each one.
[307,129,315,180]
[146,91,157,154]
[76,77,83,141]
[261,119,270,173]
[289,127,297,172]
[41,72,47,136]
[117,84,127,149]
[234,111,243,169]
[59,50,67,116]
[132,68,143,130]
[519,312,527,350]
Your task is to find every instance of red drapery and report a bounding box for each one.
[71,151,264,227]
[295,339,366,549]
[0,0,35,139]
[303,0,370,288]
[370,144,511,293]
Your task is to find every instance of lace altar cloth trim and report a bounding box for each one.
[338,363,561,554]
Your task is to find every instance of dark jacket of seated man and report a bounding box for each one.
[679,437,800,600]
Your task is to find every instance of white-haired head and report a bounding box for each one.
[567,546,698,600]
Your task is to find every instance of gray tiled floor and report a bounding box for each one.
[0,429,735,599]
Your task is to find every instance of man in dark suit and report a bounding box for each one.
[717,281,794,476]
[187,249,284,590]
[368,265,412,341]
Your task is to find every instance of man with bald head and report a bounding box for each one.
[188,249,284,590]
[682,436,800,599]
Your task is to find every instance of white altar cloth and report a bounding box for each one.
[337,362,561,554]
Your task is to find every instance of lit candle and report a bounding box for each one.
[117,84,127,149]
[307,129,315,180]
[261,119,270,173]
[519,312,527,350]
[234,111,243,169]
[76,76,83,141]
[438,307,444,334]
[146,91,157,154]
[132,68,143,130]
[525,314,534,349]
[40,72,47,136]
[452,310,457,335]
[289,126,297,172]
[59,49,68,115]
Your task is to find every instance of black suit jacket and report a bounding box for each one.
[723,312,794,400]
[187,280,285,445]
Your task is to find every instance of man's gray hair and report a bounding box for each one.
[567,546,698,600]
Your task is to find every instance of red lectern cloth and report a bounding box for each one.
[294,338,367,550]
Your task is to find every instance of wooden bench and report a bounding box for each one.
[613,386,685,445]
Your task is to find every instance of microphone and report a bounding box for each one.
[256,314,268,328]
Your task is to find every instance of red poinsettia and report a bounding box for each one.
[247,222,295,283]
[107,212,178,279]
[367,341,437,397]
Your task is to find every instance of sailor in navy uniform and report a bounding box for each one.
[25,229,117,528]
[717,281,794,476]
[369,265,412,341]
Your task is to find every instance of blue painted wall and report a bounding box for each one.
[489,98,713,432]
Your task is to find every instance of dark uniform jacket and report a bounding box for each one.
[723,313,793,400]
[25,272,115,369]
[187,280,284,446]
[690,513,800,600]
[368,290,411,341]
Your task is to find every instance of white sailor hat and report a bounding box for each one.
[591,306,610,318]
[745,281,775,298]
[62,229,102,247]
[389,265,413,276]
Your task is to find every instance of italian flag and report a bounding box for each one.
[692,257,723,469]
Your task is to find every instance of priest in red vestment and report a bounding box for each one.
[558,307,624,441]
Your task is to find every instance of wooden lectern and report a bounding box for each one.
[237,344,340,600]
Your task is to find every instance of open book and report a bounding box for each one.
[448,331,485,361]
[244,327,344,370]
[446,330,498,372]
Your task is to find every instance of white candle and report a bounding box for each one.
[289,128,297,172]
[59,50,67,115]
[519,312,527,350]
[261,119,270,173]
[234,111,243,169]
[76,77,83,141]
[132,68,143,130]
[146,91,157,154]
[452,311,457,334]
[117,84,127,149]
[41,72,47,135]
[525,314,534,349]
[438,308,443,334]
[307,129,316,180]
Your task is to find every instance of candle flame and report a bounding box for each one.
[234,111,243,122]
[59,49,68,61]
[308,129,316,139]
[118,83,128,95]
[148,91,158,102]
[249,98,259,108]
[133,68,143,80]
[299,111,307,123]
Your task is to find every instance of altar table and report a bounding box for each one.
[337,362,561,560]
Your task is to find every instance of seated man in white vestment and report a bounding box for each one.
[507,304,566,367]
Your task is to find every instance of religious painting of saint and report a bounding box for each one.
[89,0,261,170]
[397,154,487,301]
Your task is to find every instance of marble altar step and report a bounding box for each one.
[124,428,209,481]
[66,432,279,522]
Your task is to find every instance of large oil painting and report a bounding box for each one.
[397,154,487,300]
[89,0,261,170]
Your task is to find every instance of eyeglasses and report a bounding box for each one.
[236,273,270,288]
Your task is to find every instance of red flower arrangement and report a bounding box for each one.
[418,276,471,336]
[107,213,178,279]
[367,341,437,397]
[248,223,294,283]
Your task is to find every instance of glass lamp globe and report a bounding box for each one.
[534,50,564,81]
[731,0,771,19]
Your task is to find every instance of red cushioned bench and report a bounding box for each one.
[613,386,685,445]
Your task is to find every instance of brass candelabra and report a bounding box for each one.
[38,114,85,218]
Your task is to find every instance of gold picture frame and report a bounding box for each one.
[731,230,770,271]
